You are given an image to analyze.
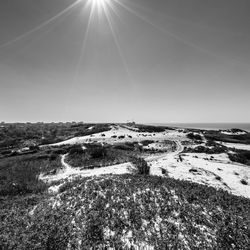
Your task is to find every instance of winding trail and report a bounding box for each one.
[61,154,74,174]
[40,139,185,190]
[40,153,135,185]
[146,140,184,176]
[146,140,183,162]
[41,154,80,183]
[40,139,184,184]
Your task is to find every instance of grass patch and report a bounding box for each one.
[0,153,61,196]
[66,144,136,169]
[204,130,250,144]
[228,150,250,166]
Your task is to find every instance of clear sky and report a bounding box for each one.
[0,0,250,123]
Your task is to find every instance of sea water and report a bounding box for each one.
[151,123,250,132]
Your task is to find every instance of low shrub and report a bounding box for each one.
[140,140,154,146]
[136,125,166,133]
[215,176,222,181]
[185,144,227,154]
[68,145,84,155]
[0,161,47,196]
[228,150,250,165]
[241,179,248,185]
[187,133,203,141]
[89,147,107,159]
[132,157,150,175]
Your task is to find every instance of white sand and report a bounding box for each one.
[217,141,250,151]
[149,152,250,198]
[221,131,247,135]
[45,125,187,147]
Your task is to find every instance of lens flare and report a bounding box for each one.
[89,0,111,14]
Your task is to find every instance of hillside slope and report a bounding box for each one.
[1,175,250,249]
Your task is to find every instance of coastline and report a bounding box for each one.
[148,123,250,132]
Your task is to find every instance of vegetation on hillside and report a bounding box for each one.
[1,175,249,249]
[204,130,250,144]
[136,124,167,133]
[0,122,111,152]
[184,141,228,154]
[66,144,140,169]
[186,133,203,141]
[0,152,62,196]
[228,149,250,166]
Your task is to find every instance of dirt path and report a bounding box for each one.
[39,154,79,183]
[146,140,183,162]
[40,153,135,186]
[146,140,184,175]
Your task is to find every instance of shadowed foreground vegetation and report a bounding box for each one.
[1,175,250,249]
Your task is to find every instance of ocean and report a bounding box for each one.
[150,123,250,132]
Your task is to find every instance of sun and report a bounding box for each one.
[88,0,111,13]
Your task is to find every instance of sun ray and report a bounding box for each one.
[112,0,229,60]
[74,2,95,82]
[101,2,134,85]
[105,0,123,22]
[0,0,83,50]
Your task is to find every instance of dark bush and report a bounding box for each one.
[137,125,166,133]
[189,168,198,173]
[241,179,248,185]
[185,144,227,154]
[215,176,222,181]
[0,161,47,196]
[113,144,134,151]
[187,133,203,141]
[68,145,84,155]
[140,140,154,146]
[0,150,12,156]
[29,145,40,151]
[52,148,67,155]
[49,153,58,161]
[228,150,250,165]
[89,147,107,159]
[161,168,167,175]
[132,158,150,175]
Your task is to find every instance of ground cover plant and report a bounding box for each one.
[0,152,61,196]
[228,149,250,166]
[0,122,112,152]
[65,144,139,169]
[204,130,250,144]
[1,175,249,249]
[184,143,228,154]
[186,133,203,141]
[135,124,167,133]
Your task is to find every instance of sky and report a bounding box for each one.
[0,0,250,123]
